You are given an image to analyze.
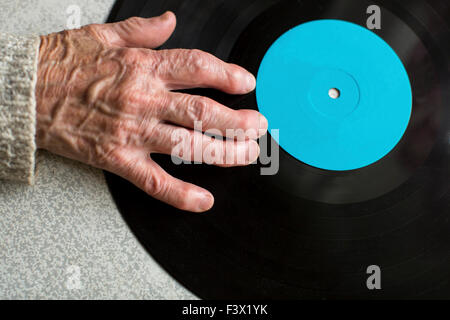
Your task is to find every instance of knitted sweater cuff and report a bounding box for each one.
[0,33,40,185]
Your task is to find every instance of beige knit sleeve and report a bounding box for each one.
[0,33,40,185]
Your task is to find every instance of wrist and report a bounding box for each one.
[35,33,68,149]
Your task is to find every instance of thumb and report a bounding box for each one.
[92,11,176,48]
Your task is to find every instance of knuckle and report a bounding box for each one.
[119,48,158,75]
[107,148,126,168]
[157,92,173,117]
[119,47,139,63]
[115,81,149,110]
[84,24,105,40]
[92,143,119,169]
[118,47,149,65]
[144,173,166,197]
[171,127,190,142]
[187,49,210,74]
[189,132,202,154]
[84,24,98,33]
[83,24,116,47]
[170,127,190,146]
[117,17,145,36]
[118,87,151,111]
[239,114,251,130]
[142,121,162,145]
[227,68,244,92]
[187,96,209,123]
[173,126,191,138]
[126,16,142,26]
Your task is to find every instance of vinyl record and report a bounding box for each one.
[105,0,450,299]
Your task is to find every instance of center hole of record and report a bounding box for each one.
[328,88,340,99]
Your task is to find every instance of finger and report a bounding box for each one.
[91,12,176,48]
[111,148,214,212]
[155,49,256,94]
[151,123,260,167]
[158,92,268,139]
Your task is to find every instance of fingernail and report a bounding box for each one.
[161,11,172,20]
[259,114,268,132]
[245,73,256,92]
[197,192,214,212]
[247,140,260,164]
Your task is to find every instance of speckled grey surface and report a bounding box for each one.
[0,0,196,300]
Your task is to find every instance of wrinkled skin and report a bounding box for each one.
[35,12,268,212]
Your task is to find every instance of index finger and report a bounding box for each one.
[154,49,256,94]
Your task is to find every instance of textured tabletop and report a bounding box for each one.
[0,0,194,299]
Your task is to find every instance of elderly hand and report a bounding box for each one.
[35,12,267,212]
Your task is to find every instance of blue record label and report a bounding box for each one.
[256,19,413,171]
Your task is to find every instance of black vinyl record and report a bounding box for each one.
[105,0,450,299]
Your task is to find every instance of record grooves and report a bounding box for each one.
[105,0,450,299]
